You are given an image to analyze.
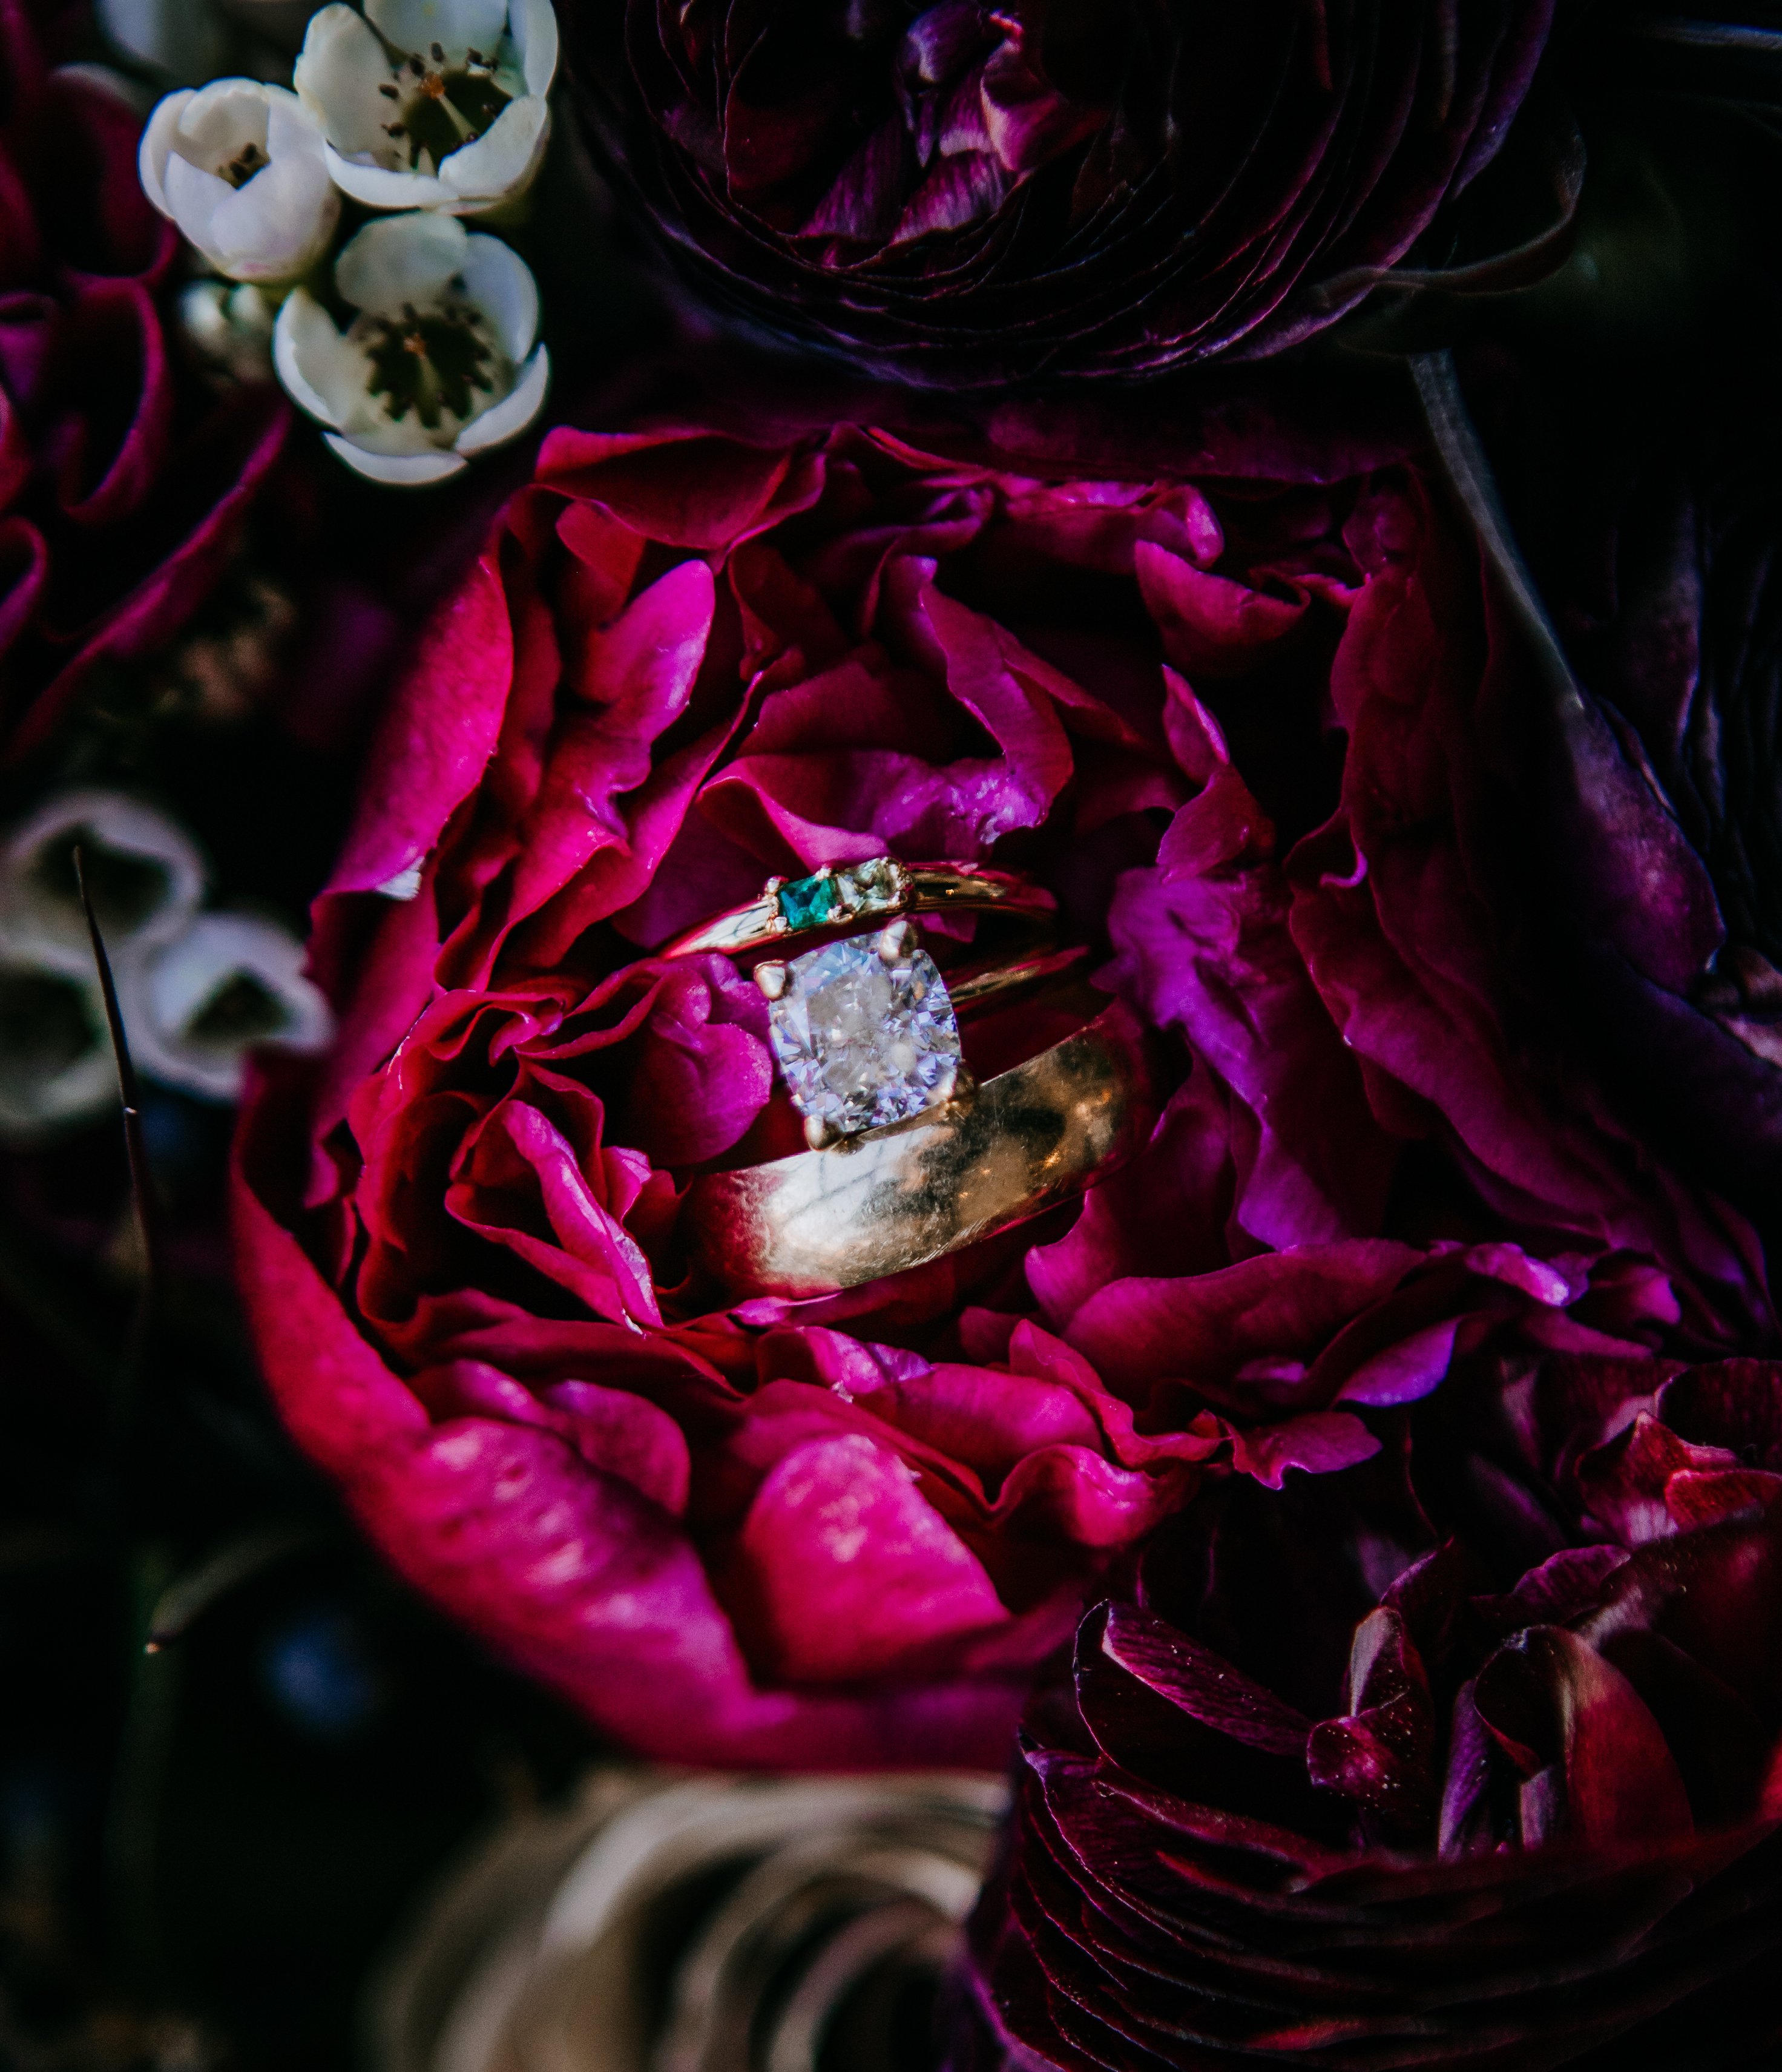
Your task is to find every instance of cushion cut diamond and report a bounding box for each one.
[766,934,961,1137]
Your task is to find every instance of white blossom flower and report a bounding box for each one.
[0,791,206,981]
[123,912,334,1102]
[0,960,116,1141]
[295,0,557,215]
[273,209,548,483]
[140,79,340,284]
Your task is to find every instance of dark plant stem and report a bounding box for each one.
[72,844,160,1432]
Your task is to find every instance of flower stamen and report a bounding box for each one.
[362,297,498,432]
[219,139,271,188]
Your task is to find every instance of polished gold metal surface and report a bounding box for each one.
[682,1002,1152,1300]
[662,860,1054,962]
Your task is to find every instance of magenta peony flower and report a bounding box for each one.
[0,0,288,757]
[954,1341,1782,2070]
[567,0,1559,386]
[232,407,1769,1768]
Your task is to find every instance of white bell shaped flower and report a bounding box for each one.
[295,0,557,215]
[273,210,548,483]
[0,959,116,1141]
[123,912,335,1102]
[0,791,206,981]
[141,80,340,284]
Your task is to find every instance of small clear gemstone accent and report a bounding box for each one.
[835,855,904,915]
[767,933,961,1137]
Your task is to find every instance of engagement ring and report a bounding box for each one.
[673,859,1154,1298]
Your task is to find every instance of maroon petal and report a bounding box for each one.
[1475,1626,1694,1850]
[1306,1607,1438,1835]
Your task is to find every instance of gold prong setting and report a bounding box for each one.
[876,916,918,965]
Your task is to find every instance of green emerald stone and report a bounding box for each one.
[777,872,840,930]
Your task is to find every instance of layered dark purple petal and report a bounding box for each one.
[568,0,1561,386]
[955,1345,1782,2069]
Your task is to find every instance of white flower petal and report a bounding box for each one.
[162,151,234,262]
[368,0,506,61]
[295,4,399,162]
[139,89,191,216]
[211,151,340,281]
[273,290,357,428]
[455,341,547,455]
[322,145,455,211]
[125,912,335,1103]
[0,961,115,1142]
[174,79,275,160]
[325,436,468,483]
[334,209,469,312]
[263,89,330,162]
[0,790,206,979]
[376,864,425,900]
[456,229,537,357]
[438,91,547,208]
[508,0,557,96]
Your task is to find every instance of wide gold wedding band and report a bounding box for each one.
[682,998,1152,1300]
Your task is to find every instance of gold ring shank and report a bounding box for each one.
[662,863,1054,962]
[682,1002,1153,1300]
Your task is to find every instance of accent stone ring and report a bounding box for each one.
[669,859,1155,1298]
[661,855,1056,963]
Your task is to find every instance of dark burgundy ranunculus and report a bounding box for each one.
[0,0,288,757]
[567,0,1560,386]
[232,399,1772,1769]
[954,1342,1782,2070]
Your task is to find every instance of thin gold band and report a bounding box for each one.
[682,999,1152,1300]
[661,861,1054,962]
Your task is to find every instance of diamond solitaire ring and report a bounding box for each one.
[665,858,1060,1153]
[671,861,1155,1298]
